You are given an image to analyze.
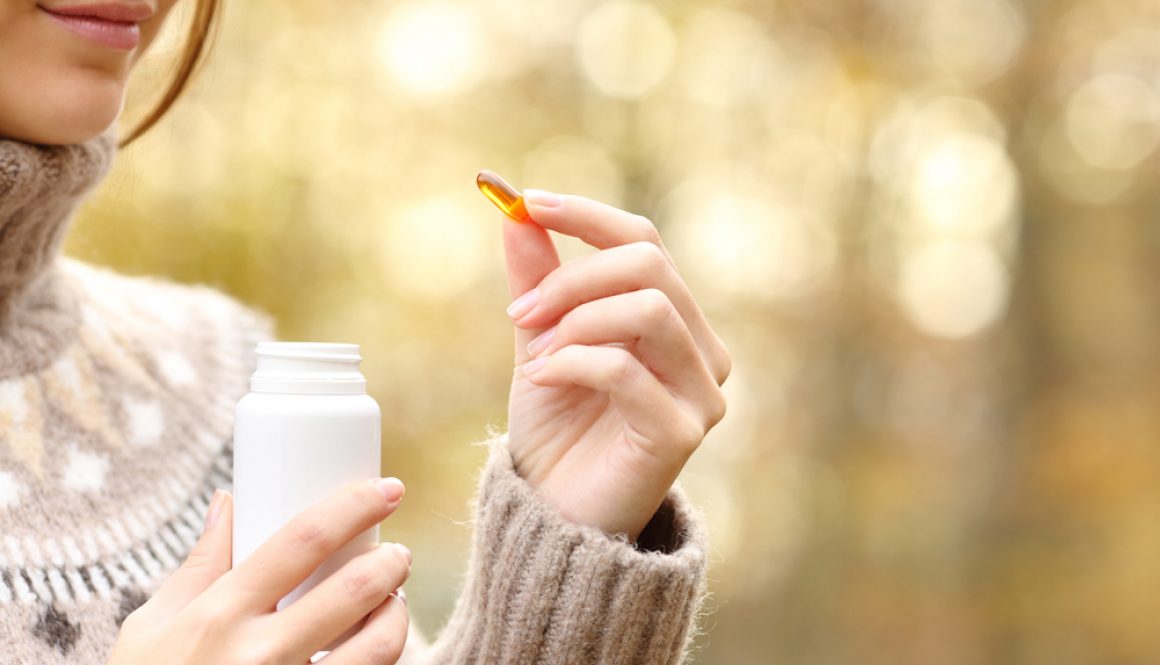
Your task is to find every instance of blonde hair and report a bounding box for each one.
[118,0,222,148]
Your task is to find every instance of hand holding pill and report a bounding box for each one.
[480,172,731,540]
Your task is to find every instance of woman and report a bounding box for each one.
[0,0,730,663]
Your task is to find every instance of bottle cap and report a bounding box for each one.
[250,342,367,395]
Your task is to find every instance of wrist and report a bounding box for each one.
[506,438,674,542]
[482,438,706,555]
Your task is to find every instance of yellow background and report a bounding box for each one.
[70,0,1160,662]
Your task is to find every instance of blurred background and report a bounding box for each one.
[67,0,1160,662]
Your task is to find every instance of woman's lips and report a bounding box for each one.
[38,5,143,50]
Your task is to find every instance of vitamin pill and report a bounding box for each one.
[476,170,529,222]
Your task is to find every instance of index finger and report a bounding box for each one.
[523,190,674,261]
[225,478,403,611]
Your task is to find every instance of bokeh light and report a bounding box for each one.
[520,135,625,209]
[676,8,784,108]
[896,240,1010,339]
[70,0,1160,662]
[664,172,835,301]
[576,1,677,98]
[379,196,487,301]
[376,1,485,98]
[907,133,1018,240]
[916,0,1026,84]
[1065,73,1160,170]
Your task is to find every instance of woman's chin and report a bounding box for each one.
[34,115,118,146]
[9,121,115,146]
[37,98,121,146]
[0,77,123,145]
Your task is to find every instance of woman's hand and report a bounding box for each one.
[503,190,730,540]
[108,480,411,665]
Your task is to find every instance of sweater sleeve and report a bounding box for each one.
[402,436,708,665]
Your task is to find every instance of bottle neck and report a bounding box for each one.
[250,342,367,395]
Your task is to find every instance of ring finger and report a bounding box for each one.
[270,542,412,658]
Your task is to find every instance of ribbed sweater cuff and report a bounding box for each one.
[431,440,708,665]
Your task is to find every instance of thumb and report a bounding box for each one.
[503,214,560,364]
[149,489,233,616]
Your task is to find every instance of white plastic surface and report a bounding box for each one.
[232,343,382,646]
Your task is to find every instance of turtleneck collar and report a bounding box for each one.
[0,131,116,377]
[0,131,117,306]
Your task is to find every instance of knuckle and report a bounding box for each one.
[675,416,706,452]
[631,214,662,244]
[607,349,639,385]
[344,563,389,602]
[235,640,281,665]
[639,288,676,325]
[181,602,234,646]
[716,355,732,385]
[196,603,231,630]
[287,521,331,555]
[368,625,407,663]
[556,344,585,365]
[713,336,733,385]
[706,389,728,428]
[629,240,668,272]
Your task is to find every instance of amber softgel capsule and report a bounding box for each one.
[476,170,530,222]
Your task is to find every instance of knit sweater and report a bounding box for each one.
[0,132,708,664]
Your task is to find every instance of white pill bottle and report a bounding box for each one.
[232,342,381,612]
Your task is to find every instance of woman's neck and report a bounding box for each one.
[0,132,116,378]
[0,132,116,308]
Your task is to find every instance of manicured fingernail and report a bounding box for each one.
[373,477,406,504]
[524,189,561,208]
[526,327,556,357]
[203,489,226,533]
[394,543,412,565]
[507,287,540,319]
[522,357,548,375]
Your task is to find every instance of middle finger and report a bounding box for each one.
[226,478,402,611]
[511,241,725,381]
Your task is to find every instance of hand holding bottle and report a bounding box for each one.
[108,480,410,665]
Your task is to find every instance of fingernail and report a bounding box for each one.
[526,327,556,356]
[522,357,548,375]
[524,189,561,208]
[397,587,407,604]
[507,287,540,319]
[394,543,412,565]
[203,489,225,533]
[373,477,406,505]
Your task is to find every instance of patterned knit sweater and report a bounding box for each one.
[0,133,708,664]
